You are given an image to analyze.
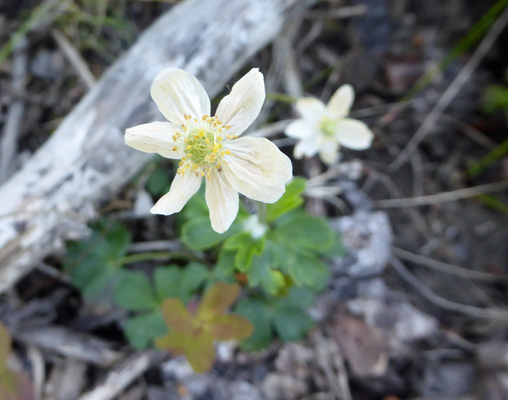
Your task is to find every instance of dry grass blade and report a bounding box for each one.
[390,258,508,320]
[389,4,508,171]
[375,180,508,208]
[393,247,508,282]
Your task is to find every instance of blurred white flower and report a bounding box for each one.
[125,68,292,233]
[285,85,374,165]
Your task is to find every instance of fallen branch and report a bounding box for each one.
[0,0,316,293]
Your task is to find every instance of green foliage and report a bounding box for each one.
[235,287,315,351]
[156,282,253,373]
[117,263,210,349]
[0,322,35,400]
[484,84,508,116]
[215,179,340,294]
[145,167,172,197]
[265,177,306,222]
[63,219,131,307]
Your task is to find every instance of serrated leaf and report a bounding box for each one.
[317,231,346,257]
[275,287,315,309]
[181,217,228,250]
[154,266,182,301]
[273,310,314,342]
[180,263,209,294]
[266,178,306,222]
[234,236,265,272]
[247,246,286,295]
[124,311,167,349]
[208,314,253,341]
[288,251,329,291]
[274,215,334,251]
[161,298,195,333]
[0,323,11,368]
[156,331,215,374]
[156,282,245,373]
[81,268,118,308]
[223,232,250,250]
[217,249,236,277]
[115,271,157,310]
[198,282,240,320]
[235,299,272,351]
[146,168,171,197]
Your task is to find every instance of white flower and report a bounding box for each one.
[285,85,374,165]
[125,68,292,233]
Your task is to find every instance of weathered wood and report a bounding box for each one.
[0,0,316,293]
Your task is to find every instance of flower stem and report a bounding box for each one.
[114,251,202,267]
[255,201,267,225]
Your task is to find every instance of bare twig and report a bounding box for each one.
[78,351,163,400]
[0,40,27,184]
[393,247,508,282]
[390,258,508,320]
[389,5,508,171]
[375,180,508,209]
[52,29,96,90]
[15,326,123,367]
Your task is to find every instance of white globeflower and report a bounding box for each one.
[125,68,293,233]
[285,85,374,165]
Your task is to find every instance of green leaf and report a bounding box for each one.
[274,215,335,251]
[317,231,345,257]
[233,236,265,272]
[275,287,315,309]
[154,264,208,304]
[235,299,273,351]
[181,217,228,250]
[146,168,171,197]
[273,310,314,342]
[63,219,131,308]
[180,263,209,294]
[288,251,329,291]
[266,178,306,222]
[180,190,209,221]
[248,245,286,295]
[216,249,236,277]
[124,311,167,349]
[115,271,157,311]
[223,232,250,250]
[154,266,182,302]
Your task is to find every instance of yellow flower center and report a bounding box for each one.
[320,117,338,138]
[176,115,237,178]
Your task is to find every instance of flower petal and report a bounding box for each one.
[222,137,292,203]
[335,118,374,150]
[150,68,211,125]
[295,97,326,125]
[327,84,354,118]
[215,68,265,136]
[125,121,184,159]
[285,119,316,139]
[294,136,319,159]
[151,172,202,215]
[205,170,239,233]
[319,140,340,165]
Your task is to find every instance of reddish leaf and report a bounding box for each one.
[0,370,35,400]
[161,298,195,334]
[198,282,240,320]
[0,323,11,368]
[185,334,215,374]
[155,331,189,356]
[207,315,253,341]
